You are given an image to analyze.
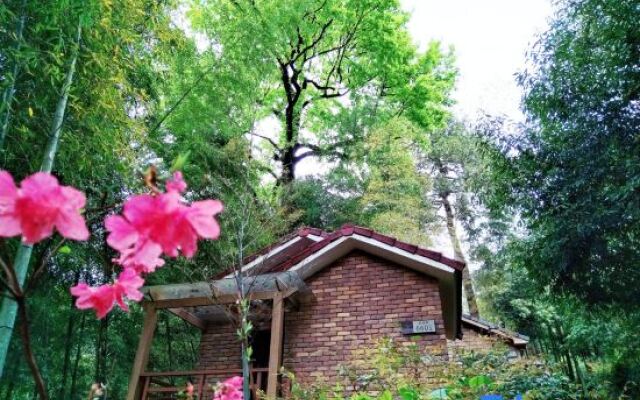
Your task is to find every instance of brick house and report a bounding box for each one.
[127,225,527,400]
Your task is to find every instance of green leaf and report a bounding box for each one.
[398,386,419,400]
[170,151,191,172]
[58,245,72,255]
[378,390,392,400]
[468,375,492,389]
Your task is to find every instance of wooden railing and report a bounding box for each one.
[138,368,269,400]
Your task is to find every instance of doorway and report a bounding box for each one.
[250,329,271,395]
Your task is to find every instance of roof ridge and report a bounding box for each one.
[269,224,465,273]
[212,225,466,279]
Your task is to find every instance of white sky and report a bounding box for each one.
[401,0,552,121]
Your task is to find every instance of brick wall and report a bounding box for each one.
[196,250,450,386]
[283,250,448,384]
[198,321,241,372]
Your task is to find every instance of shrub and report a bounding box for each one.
[285,337,603,400]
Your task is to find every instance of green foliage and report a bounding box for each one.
[287,338,593,400]
[475,0,640,397]
[358,119,434,245]
[286,117,437,245]
[484,0,640,306]
[186,0,455,183]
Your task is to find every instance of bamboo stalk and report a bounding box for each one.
[0,0,27,154]
[0,20,82,380]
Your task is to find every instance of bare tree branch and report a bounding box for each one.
[24,238,67,295]
[249,132,281,150]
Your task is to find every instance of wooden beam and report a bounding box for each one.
[151,293,256,308]
[152,289,299,309]
[266,292,284,399]
[127,303,158,400]
[168,308,206,330]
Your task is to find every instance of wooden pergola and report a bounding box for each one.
[126,272,311,400]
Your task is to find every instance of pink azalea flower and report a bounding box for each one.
[213,376,243,400]
[112,268,144,311]
[223,377,243,391]
[70,283,117,319]
[0,171,21,237]
[105,213,165,273]
[0,171,89,244]
[70,268,144,318]
[105,173,223,267]
[74,171,222,318]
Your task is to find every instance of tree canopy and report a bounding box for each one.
[2,0,640,398]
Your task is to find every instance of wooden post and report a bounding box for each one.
[266,292,284,399]
[127,303,158,400]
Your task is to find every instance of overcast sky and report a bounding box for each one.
[401,0,552,121]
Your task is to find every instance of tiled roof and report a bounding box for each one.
[242,226,328,265]
[268,224,466,273]
[212,227,328,279]
[462,314,530,348]
[214,224,465,278]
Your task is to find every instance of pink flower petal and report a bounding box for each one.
[14,174,58,243]
[116,268,144,302]
[0,215,21,237]
[60,186,86,210]
[0,171,18,207]
[166,171,187,193]
[105,215,138,251]
[0,171,20,237]
[224,376,243,390]
[186,200,223,239]
[18,207,55,244]
[131,240,164,273]
[19,172,59,195]
[123,194,157,225]
[70,283,116,319]
[56,210,89,240]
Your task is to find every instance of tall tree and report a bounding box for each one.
[422,122,486,316]
[189,0,454,185]
[358,118,435,246]
[0,0,187,394]
[489,0,640,305]
[476,0,640,396]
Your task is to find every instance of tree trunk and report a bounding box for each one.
[0,21,82,378]
[280,107,300,185]
[278,62,302,186]
[70,313,87,399]
[94,316,108,383]
[59,272,80,399]
[440,191,479,317]
[17,299,47,399]
[0,0,27,153]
